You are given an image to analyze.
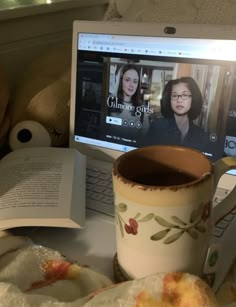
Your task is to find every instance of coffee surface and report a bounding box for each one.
[131,170,198,186]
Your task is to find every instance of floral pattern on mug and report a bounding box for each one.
[125,218,139,235]
[115,201,211,244]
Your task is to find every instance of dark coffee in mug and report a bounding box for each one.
[131,170,198,186]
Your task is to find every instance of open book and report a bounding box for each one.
[0,147,86,230]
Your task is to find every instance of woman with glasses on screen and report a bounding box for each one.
[144,76,210,152]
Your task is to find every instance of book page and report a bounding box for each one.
[0,147,85,225]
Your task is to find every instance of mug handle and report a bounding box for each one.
[212,157,236,225]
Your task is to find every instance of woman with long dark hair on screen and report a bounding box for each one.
[108,63,141,115]
[107,64,150,145]
[144,76,210,152]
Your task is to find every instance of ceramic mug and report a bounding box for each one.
[112,145,236,279]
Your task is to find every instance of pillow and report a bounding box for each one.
[104,0,236,25]
[103,0,121,20]
[115,0,132,16]
[115,0,198,23]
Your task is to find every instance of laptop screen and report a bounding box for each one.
[70,21,236,164]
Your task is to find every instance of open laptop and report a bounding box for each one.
[69,20,236,291]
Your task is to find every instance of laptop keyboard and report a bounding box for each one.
[210,187,236,292]
[213,187,235,238]
[86,165,114,216]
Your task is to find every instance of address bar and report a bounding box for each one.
[93,41,124,46]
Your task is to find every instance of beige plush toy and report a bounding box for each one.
[9,44,72,148]
[0,67,10,146]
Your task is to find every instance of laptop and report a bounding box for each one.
[69,20,236,291]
